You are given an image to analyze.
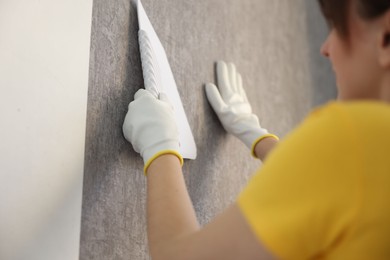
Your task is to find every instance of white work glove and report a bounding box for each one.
[123,89,183,174]
[205,61,278,157]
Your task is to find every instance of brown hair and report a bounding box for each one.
[319,0,390,37]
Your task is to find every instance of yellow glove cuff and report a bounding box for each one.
[144,150,184,175]
[251,134,280,158]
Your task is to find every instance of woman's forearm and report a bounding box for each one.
[146,154,199,259]
[145,137,277,259]
[254,137,279,161]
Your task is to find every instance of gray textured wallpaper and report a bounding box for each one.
[80,0,336,259]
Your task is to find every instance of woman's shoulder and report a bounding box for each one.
[304,100,390,137]
[269,100,390,164]
[309,100,390,123]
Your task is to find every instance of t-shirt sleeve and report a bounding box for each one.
[238,104,362,260]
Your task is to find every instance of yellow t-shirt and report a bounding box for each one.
[238,101,390,260]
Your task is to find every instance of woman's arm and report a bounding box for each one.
[146,154,276,260]
[146,154,199,257]
[254,137,279,161]
[146,136,279,258]
[123,61,279,259]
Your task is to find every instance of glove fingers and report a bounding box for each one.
[134,88,155,100]
[237,73,249,102]
[236,70,241,95]
[205,83,227,113]
[227,63,238,93]
[159,92,175,110]
[216,61,233,101]
[158,92,170,102]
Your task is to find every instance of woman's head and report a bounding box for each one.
[318,0,390,101]
[319,0,390,37]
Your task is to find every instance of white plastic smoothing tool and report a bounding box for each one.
[133,0,197,160]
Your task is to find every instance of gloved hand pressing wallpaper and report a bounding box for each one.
[205,61,279,157]
[122,89,183,174]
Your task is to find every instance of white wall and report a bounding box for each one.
[0,1,93,259]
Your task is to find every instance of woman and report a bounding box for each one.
[123,0,390,259]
